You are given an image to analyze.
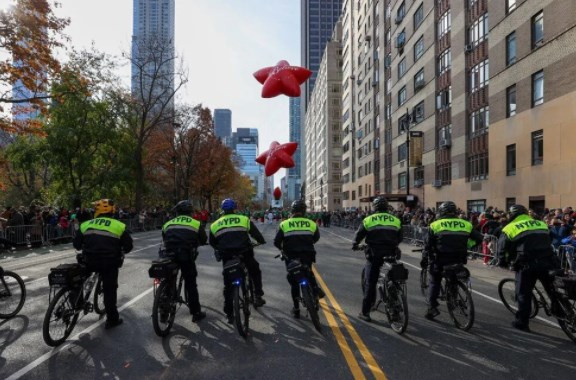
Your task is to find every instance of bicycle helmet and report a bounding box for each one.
[221,198,237,213]
[372,196,389,212]
[438,201,457,218]
[93,199,116,218]
[174,200,193,216]
[509,204,528,221]
[291,199,307,215]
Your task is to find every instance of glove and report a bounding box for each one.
[352,243,359,251]
[420,258,428,269]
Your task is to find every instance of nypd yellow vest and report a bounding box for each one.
[280,217,317,236]
[80,217,125,239]
[502,214,548,241]
[363,212,401,231]
[163,216,200,233]
[210,214,250,236]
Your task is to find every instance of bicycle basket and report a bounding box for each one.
[386,263,409,282]
[287,259,307,283]
[223,258,243,282]
[48,263,86,287]
[555,276,576,300]
[148,258,179,279]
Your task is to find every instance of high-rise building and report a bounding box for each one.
[131,0,175,99]
[305,22,343,211]
[214,109,232,140]
[234,128,266,200]
[287,97,302,202]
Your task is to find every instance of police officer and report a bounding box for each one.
[353,196,402,322]
[209,198,266,323]
[73,199,133,329]
[274,200,324,318]
[422,201,483,320]
[497,204,559,331]
[162,200,208,323]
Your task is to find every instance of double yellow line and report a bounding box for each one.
[313,266,387,380]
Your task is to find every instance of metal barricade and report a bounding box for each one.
[2,225,44,247]
[558,245,576,273]
[44,224,75,244]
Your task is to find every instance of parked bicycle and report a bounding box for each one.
[419,259,475,331]
[0,266,26,319]
[43,257,105,347]
[498,272,576,343]
[275,252,322,333]
[148,256,190,337]
[356,245,409,334]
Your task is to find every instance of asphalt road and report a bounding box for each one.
[1,223,575,380]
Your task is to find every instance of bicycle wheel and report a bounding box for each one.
[302,285,322,332]
[43,287,80,347]
[447,281,475,331]
[152,281,176,337]
[557,298,576,344]
[248,276,257,309]
[0,270,26,319]
[420,269,428,300]
[233,285,249,338]
[93,276,105,316]
[498,278,539,318]
[385,282,408,334]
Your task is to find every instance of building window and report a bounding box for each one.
[398,172,407,189]
[413,3,424,30]
[506,144,516,176]
[398,114,409,134]
[506,197,516,210]
[506,32,516,65]
[532,11,544,48]
[437,10,451,40]
[414,36,424,61]
[398,86,407,106]
[438,125,452,148]
[470,107,489,136]
[398,58,407,78]
[352,190,356,200]
[396,1,406,22]
[506,85,516,117]
[532,130,543,165]
[385,179,392,193]
[413,101,425,123]
[414,68,424,92]
[468,152,488,181]
[467,200,486,213]
[532,70,544,106]
[470,60,489,92]
[469,14,488,47]
[437,49,451,74]
[437,162,451,185]
[398,142,407,162]
[506,0,517,14]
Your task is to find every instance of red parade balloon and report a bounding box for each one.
[273,187,282,200]
[253,60,312,98]
[255,141,298,177]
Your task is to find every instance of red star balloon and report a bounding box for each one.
[273,187,282,200]
[255,141,298,176]
[253,60,312,98]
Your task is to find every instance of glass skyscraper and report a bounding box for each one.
[214,109,232,139]
[287,97,302,201]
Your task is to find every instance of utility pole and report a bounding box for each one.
[405,108,411,198]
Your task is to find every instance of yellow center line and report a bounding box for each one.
[319,298,367,380]
[314,266,388,380]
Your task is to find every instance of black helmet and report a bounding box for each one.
[372,196,388,212]
[291,200,307,214]
[438,201,457,218]
[174,200,193,215]
[509,204,528,220]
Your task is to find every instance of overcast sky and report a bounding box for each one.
[4,0,301,186]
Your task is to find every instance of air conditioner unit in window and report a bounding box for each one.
[432,180,443,188]
[395,15,404,25]
[365,35,372,41]
[356,79,362,86]
[465,44,474,53]
[356,129,363,140]
[414,179,424,188]
[414,79,425,91]
[395,34,405,49]
[440,138,452,148]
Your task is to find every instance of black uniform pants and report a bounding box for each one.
[176,259,201,315]
[222,252,263,316]
[87,262,120,322]
[362,256,385,315]
[427,263,445,309]
[285,257,319,309]
[515,266,556,325]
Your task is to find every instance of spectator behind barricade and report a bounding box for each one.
[560,228,576,273]
[7,207,24,227]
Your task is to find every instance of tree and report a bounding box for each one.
[0,0,69,133]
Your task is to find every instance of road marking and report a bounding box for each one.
[318,298,366,380]
[327,228,563,330]
[314,267,387,380]
[5,286,154,380]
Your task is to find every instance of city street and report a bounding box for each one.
[1,224,575,380]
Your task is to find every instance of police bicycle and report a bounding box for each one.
[498,271,576,343]
[0,266,26,319]
[219,243,261,338]
[357,245,409,334]
[275,252,322,333]
[148,252,193,337]
[43,255,105,346]
[416,249,475,330]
